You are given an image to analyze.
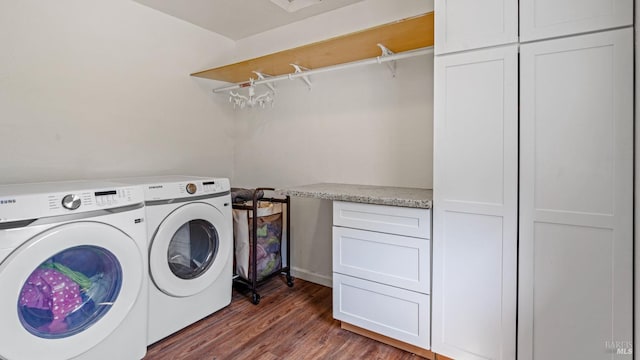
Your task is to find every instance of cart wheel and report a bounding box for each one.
[286,275,294,287]
[251,292,261,305]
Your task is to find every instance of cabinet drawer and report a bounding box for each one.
[333,273,430,349]
[333,201,430,239]
[333,226,430,294]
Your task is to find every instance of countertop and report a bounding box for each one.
[277,183,432,209]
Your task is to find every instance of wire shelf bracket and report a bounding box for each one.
[212,44,434,110]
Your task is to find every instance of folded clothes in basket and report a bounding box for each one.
[230,188,264,203]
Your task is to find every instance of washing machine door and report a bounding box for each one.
[150,202,230,297]
[0,221,143,360]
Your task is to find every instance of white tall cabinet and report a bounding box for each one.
[518,28,634,360]
[432,45,518,360]
[433,1,634,359]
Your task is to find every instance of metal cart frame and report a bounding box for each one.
[232,187,293,304]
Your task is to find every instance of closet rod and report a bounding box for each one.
[212,46,434,93]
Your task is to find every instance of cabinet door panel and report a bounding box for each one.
[433,45,518,360]
[435,0,518,54]
[531,223,615,359]
[519,28,633,360]
[437,211,504,359]
[520,0,632,42]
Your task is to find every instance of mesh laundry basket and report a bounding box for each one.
[231,187,292,304]
[233,201,283,282]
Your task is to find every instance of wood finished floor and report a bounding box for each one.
[144,277,426,360]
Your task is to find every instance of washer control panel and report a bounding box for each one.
[48,187,139,211]
[0,184,144,223]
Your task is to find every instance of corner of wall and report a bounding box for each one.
[232,0,433,62]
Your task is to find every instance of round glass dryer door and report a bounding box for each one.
[18,245,122,339]
[0,222,143,360]
[167,219,218,280]
[150,202,231,297]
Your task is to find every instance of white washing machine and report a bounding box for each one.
[117,175,233,345]
[0,181,148,360]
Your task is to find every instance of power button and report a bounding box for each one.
[186,183,197,194]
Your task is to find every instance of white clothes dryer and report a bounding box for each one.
[117,175,232,345]
[0,181,147,360]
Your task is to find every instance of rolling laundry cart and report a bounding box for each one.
[232,188,293,304]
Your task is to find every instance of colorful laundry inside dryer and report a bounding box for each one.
[18,246,124,340]
[40,261,92,291]
[19,267,84,334]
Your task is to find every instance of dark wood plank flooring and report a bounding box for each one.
[145,277,426,360]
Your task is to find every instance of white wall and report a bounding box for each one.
[231,0,434,63]
[231,0,434,285]
[0,0,436,286]
[0,0,236,184]
[635,0,638,353]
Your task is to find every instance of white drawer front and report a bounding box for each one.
[333,201,431,239]
[333,273,431,349]
[333,226,430,294]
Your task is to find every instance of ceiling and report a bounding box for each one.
[134,0,365,40]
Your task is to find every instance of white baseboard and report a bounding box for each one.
[291,267,332,288]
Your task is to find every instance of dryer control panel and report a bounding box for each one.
[143,178,230,201]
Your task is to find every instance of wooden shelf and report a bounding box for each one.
[190,12,434,84]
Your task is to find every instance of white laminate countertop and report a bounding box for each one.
[277,183,433,209]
